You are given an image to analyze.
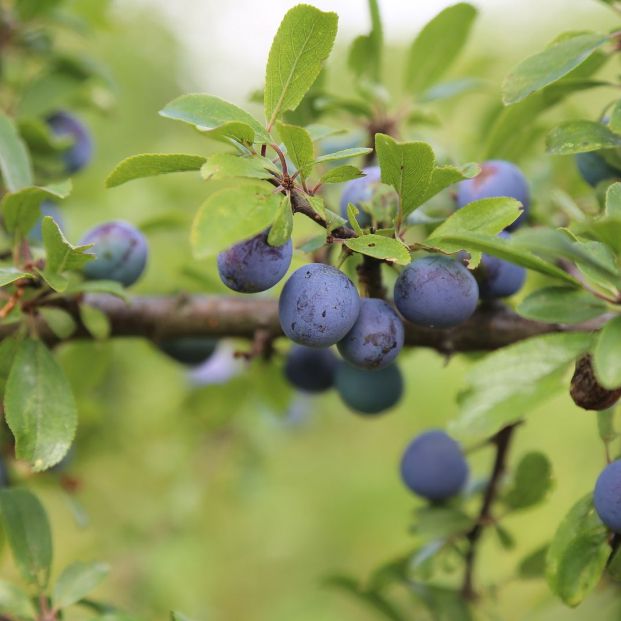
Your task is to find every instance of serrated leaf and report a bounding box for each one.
[315,147,372,164]
[405,3,477,94]
[504,452,552,509]
[517,287,607,324]
[344,234,410,265]
[502,32,609,104]
[53,561,110,609]
[320,165,364,184]
[191,182,281,258]
[546,120,621,155]
[39,307,77,340]
[39,217,94,292]
[277,121,314,178]
[0,112,33,192]
[268,195,293,246]
[429,231,580,285]
[264,5,338,128]
[79,304,110,340]
[546,494,609,607]
[375,134,435,217]
[105,153,206,188]
[201,153,275,182]
[427,197,522,264]
[160,94,270,144]
[0,267,34,287]
[418,163,480,206]
[4,339,78,471]
[593,316,621,389]
[0,579,36,617]
[2,180,72,236]
[0,488,52,589]
[450,333,593,441]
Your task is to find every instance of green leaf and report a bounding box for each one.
[200,153,275,181]
[404,3,477,94]
[345,234,410,265]
[0,112,33,192]
[4,339,78,471]
[315,147,372,164]
[0,488,52,589]
[79,304,111,340]
[375,134,435,217]
[608,100,621,134]
[65,279,129,301]
[428,231,580,285]
[417,163,480,206]
[593,316,621,389]
[171,613,195,621]
[105,154,207,188]
[0,579,36,618]
[504,452,553,509]
[546,494,609,607]
[0,336,19,397]
[160,94,270,144]
[517,287,607,324]
[277,122,314,178]
[412,506,473,540]
[347,0,382,83]
[39,217,94,292]
[546,120,621,155]
[264,5,338,129]
[518,546,549,579]
[268,195,293,247]
[39,307,78,340]
[450,333,593,441]
[191,182,281,258]
[53,561,110,609]
[419,77,485,103]
[502,32,609,104]
[0,267,34,287]
[427,197,522,264]
[320,165,364,184]
[605,182,621,218]
[2,180,72,236]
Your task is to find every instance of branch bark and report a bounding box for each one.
[3,294,601,351]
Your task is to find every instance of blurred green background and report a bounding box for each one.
[3,1,621,619]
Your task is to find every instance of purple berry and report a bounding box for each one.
[284,345,338,393]
[217,230,292,293]
[47,111,93,174]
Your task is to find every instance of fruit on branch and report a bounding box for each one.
[279,263,361,347]
[284,345,338,393]
[400,430,468,501]
[575,152,621,188]
[456,160,530,230]
[335,362,403,414]
[394,255,479,328]
[81,220,148,287]
[337,298,404,369]
[158,337,218,366]
[475,232,526,299]
[28,200,64,244]
[217,230,293,293]
[570,355,621,411]
[46,110,93,174]
[594,460,621,532]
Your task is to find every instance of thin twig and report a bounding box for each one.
[462,423,519,600]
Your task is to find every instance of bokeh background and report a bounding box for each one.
[4,1,621,619]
